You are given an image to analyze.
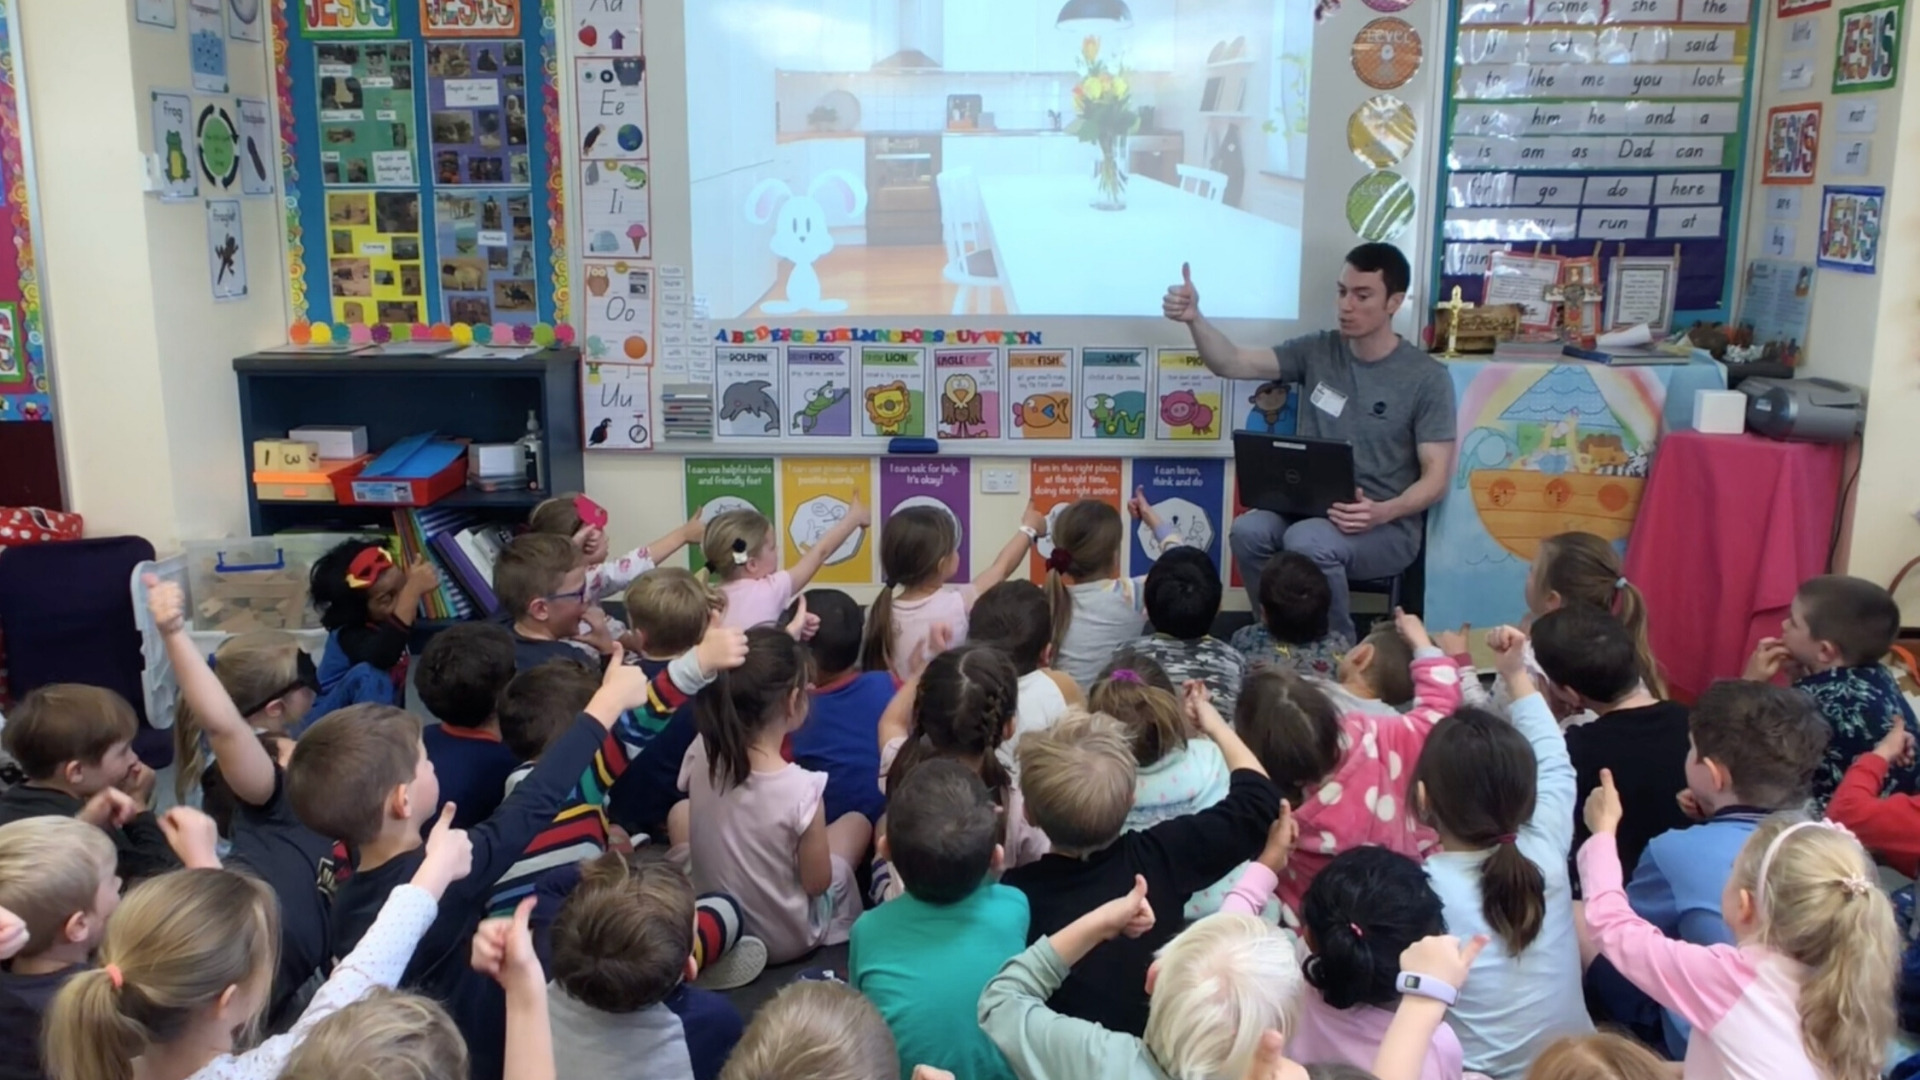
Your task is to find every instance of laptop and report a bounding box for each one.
[1232,431,1356,519]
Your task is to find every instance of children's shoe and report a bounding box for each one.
[694,934,768,991]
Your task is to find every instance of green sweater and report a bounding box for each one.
[978,938,1172,1080]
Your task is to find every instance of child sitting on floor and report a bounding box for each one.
[168,629,318,806]
[0,817,119,1080]
[496,533,604,670]
[862,505,1037,682]
[961,581,1084,767]
[720,982,900,1080]
[1127,546,1248,714]
[789,589,890,827]
[1231,551,1354,681]
[309,539,441,707]
[415,621,522,829]
[604,568,725,841]
[702,501,869,632]
[1037,491,1187,689]
[527,494,702,650]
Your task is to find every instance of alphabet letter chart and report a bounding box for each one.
[1436,0,1760,320]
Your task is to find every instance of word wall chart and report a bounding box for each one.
[1434,0,1761,320]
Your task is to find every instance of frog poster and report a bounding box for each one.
[787,345,854,437]
[1154,349,1224,441]
[1079,348,1148,439]
[779,458,873,585]
[933,347,1001,439]
[859,347,926,438]
[151,91,198,201]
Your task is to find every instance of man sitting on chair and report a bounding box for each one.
[1163,242,1456,637]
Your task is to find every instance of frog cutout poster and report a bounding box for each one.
[787,345,854,437]
[860,347,926,438]
[1079,347,1148,440]
[151,91,198,200]
[1154,349,1224,440]
[934,348,1001,439]
[1006,349,1073,440]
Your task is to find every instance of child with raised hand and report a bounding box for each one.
[1581,772,1899,1080]
[1231,552,1354,681]
[415,621,522,828]
[473,898,557,1080]
[528,492,702,607]
[148,577,345,1031]
[605,567,726,839]
[42,807,472,1080]
[703,498,870,631]
[864,505,1041,682]
[1036,490,1188,689]
[1414,626,1590,1079]
[1128,546,1248,714]
[1827,721,1920,875]
[673,626,869,964]
[168,629,317,805]
[308,538,440,705]
[0,818,119,1080]
[1232,610,1462,916]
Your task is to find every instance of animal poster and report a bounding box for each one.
[235,97,275,195]
[1154,350,1224,441]
[933,348,1001,439]
[1232,378,1299,434]
[779,458,873,585]
[581,259,652,361]
[573,0,642,55]
[715,346,782,437]
[1818,185,1884,273]
[426,40,530,187]
[579,159,651,258]
[574,57,647,164]
[1078,348,1148,440]
[188,0,228,93]
[421,0,521,36]
[683,457,776,570]
[434,189,537,324]
[301,0,398,35]
[786,345,853,437]
[325,190,426,325]
[316,41,418,186]
[205,199,247,301]
[138,0,178,28]
[229,0,265,41]
[195,102,240,190]
[1006,348,1073,440]
[859,347,926,438]
[881,458,971,583]
[1028,458,1123,579]
[582,359,652,451]
[1763,104,1821,184]
[151,92,198,200]
[1834,0,1902,92]
[1127,459,1226,576]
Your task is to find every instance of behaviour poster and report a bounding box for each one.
[1154,349,1224,440]
[151,92,197,201]
[715,346,782,437]
[581,259,652,361]
[1078,347,1147,440]
[1127,459,1225,575]
[188,0,228,93]
[326,190,426,324]
[880,458,971,583]
[235,97,275,195]
[434,189,537,325]
[1028,458,1123,578]
[574,56,648,164]
[1006,348,1072,440]
[859,347,926,438]
[316,41,418,186]
[583,359,652,451]
[932,347,1000,439]
[205,199,247,301]
[195,102,240,191]
[779,458,873,585]
[426,39,530,187]
[786,345,853,438]
[683,457,776,570]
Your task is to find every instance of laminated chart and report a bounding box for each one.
[316,41,418,186]
[1153,350,1224,441]
[425,39,531,187]
[715,346,782,437]
[1005,349,1073,440]
[1028,459,1122,578]
[780,458,873,585]
[859,347,926,438]
[880,459,971,582]
[786,345,855,437]
[933,347,1002,439]
[683,458,776,570]
[1078,348,1149,440]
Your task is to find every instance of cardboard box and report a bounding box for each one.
[252,439,320,472]
[291,424,369,459]
[337,434,467,506]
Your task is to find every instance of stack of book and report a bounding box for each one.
[661,384,715,441]
[392,508,515,619]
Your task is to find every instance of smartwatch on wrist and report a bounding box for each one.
[1396,972,1458,1006]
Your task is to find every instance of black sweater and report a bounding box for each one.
[0,784,177,883]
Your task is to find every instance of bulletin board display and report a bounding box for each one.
[1428,0,1764,325]
[0,0,49,425]
[276,0,567,327]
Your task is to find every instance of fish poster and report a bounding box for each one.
[574,56,648,164]
[316,41,418,186]
[786,345,854,437]
[859,347,926,438]
[933,347,1001,439]
[573,0,642,55]
[1231,378,1299,434]
[188,0,228,93]
[434,189,538,324]
[1128,459,1225,575]
[151,92,198,201]
[683,458,776,570]
[715,346,782,437]
[581,259,652,361]
[579,159,651,258]
[582,359,652,451]
[325,190,426,325]
[880,458,971,583]
[205,199,247,301]
[1154,349,1224,441]
[1006,348,1073,440]
[235,97,275,195]
[1078,347,1148,440]
[421,0,521,36]
[779,458,874,585]
[426,40,530,187]
[1028,458,1123,579]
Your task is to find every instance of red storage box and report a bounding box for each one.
[332,434,468,507]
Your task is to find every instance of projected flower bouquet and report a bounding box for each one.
[1069,36,1140,211]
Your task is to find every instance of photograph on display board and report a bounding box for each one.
[316,41,419,186]
[434,189,538,324]
[426,39,531,187]
[326,190,426,324]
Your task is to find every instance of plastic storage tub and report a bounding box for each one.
[184,533,371,634]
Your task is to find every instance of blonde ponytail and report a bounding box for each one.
[44,968,145,1080]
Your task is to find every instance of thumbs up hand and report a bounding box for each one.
[1163,262,1200,323]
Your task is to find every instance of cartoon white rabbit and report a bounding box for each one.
[744,170,868,315]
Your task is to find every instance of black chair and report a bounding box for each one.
[1350,535,1427,638]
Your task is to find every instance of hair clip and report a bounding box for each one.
[1045,548,1073,573]
[1839,875,1872,898]
[1108,669,1143,684]
[730,537,750,566]
[1493,832,1518,845]
[1348,922,1365,939]
[346,547,395,589]
[1615,576,1629,590]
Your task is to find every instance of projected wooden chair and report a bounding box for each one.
[1176,164,1228,203]
[936,168,1004,315]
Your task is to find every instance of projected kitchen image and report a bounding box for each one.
[686,0,1312,320]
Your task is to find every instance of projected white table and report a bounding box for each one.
[975,175,1303,319]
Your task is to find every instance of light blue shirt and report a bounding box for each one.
[1423,691,1593,1080]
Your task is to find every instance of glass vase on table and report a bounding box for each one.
[1092,133,1130,211]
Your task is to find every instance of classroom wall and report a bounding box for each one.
[19,0,280,552]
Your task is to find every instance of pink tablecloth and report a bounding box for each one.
[1624,430,1844,702]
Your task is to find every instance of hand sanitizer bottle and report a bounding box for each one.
[518,409,546,492]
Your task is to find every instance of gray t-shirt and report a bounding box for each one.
[1270,330,1456,513]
